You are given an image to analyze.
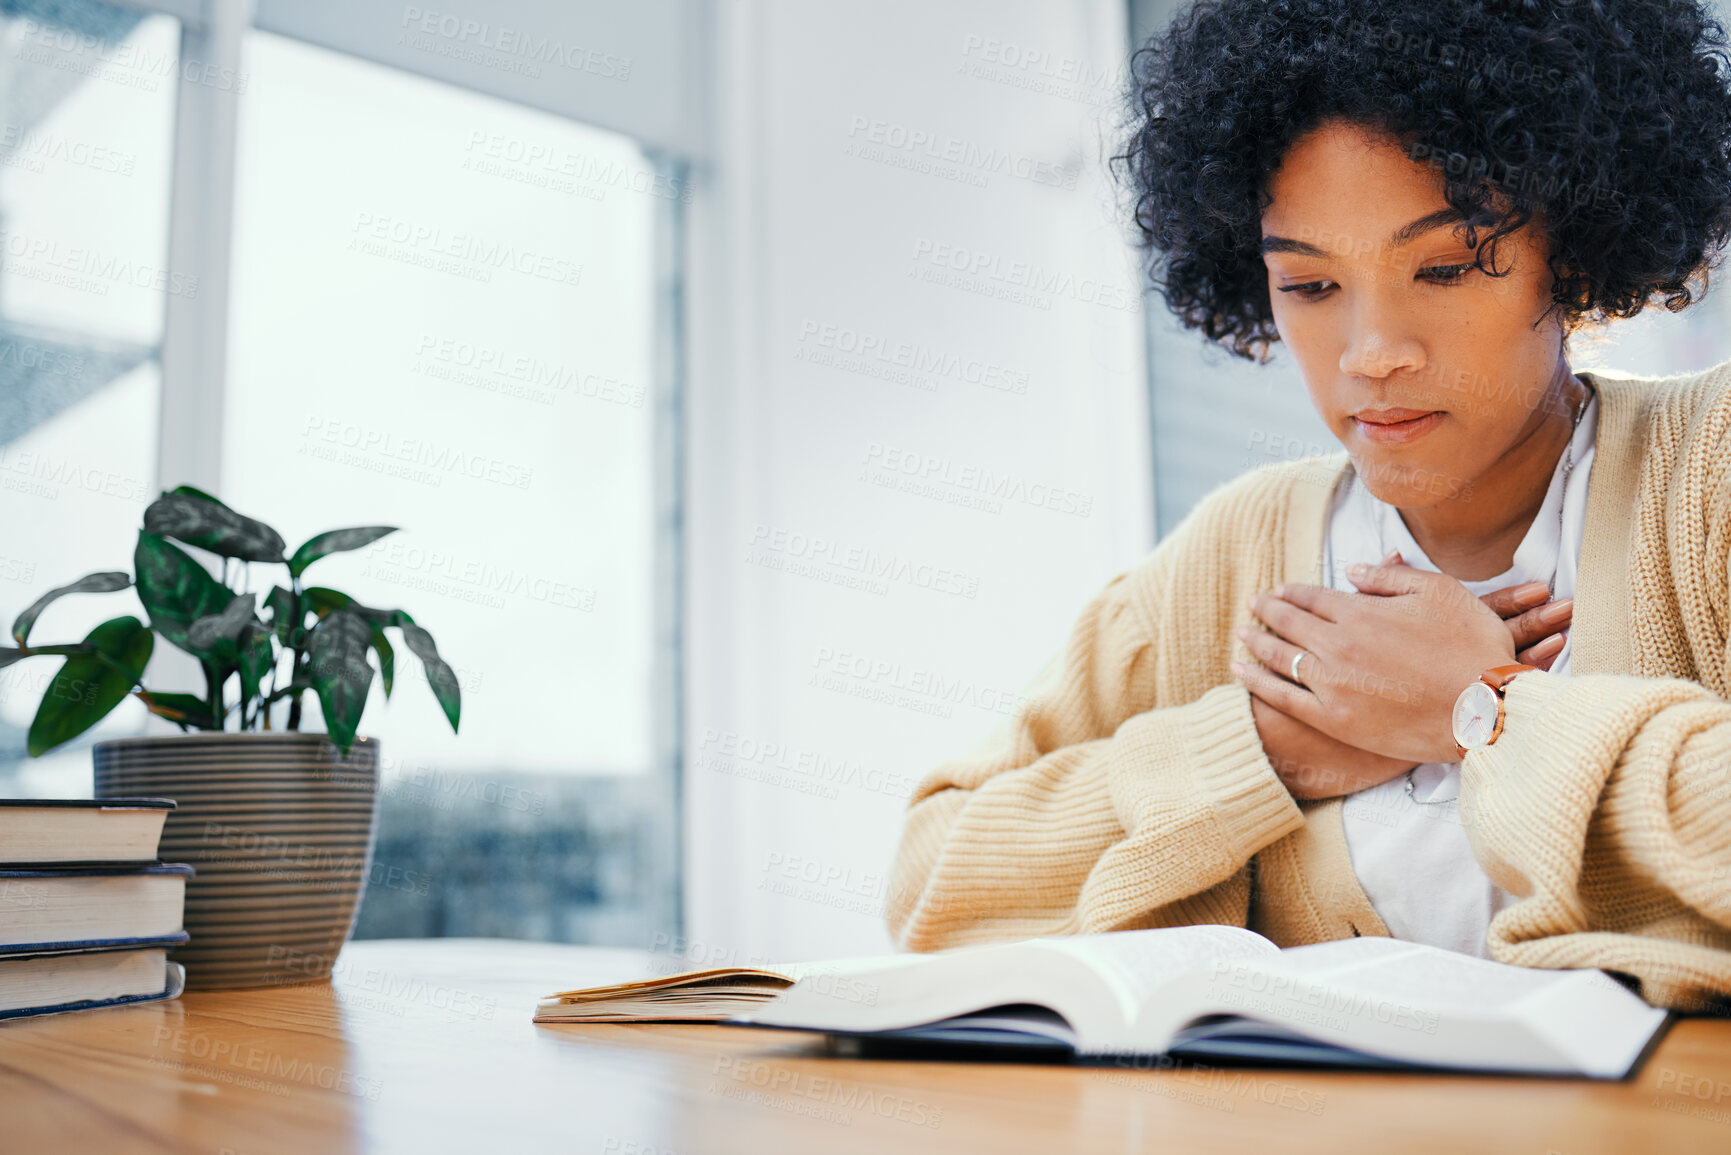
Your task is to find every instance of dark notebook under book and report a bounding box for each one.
[0,798,190,1020]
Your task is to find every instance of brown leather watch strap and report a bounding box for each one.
[1480,663,1540,692]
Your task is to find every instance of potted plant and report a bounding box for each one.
[1,486,459,988]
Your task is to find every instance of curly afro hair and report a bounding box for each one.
[1118,0,1731,363]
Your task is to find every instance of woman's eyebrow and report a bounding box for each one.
[1260,207,1492,257]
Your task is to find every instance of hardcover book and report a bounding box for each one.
[0,798,176,867]
[536,926,1670,1079]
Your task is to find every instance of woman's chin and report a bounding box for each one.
[1349,451,1472,507]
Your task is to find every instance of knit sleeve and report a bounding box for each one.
[883,495,1306,953]
[1461,448,1731,1012]
[1459,670,1731,1011]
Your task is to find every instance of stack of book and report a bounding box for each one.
[0,799,190,1020]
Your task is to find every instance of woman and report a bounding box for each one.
[885,0,1731,1012]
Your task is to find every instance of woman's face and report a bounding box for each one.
[1260,120,1570,507]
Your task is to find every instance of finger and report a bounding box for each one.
[1518,642,1561,671]
[1343,561,1440,597]
[1516,632,1565,670]
[1480,581,1551,620]
[1271,581,1354,621]
[1329,552,1406,599]
[1237,623,1314,688]
[1247,590,1331,650]
[1505,598,1573,651]
[1230,658,1317,723]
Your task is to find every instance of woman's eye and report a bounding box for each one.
[1276,281,1332,299]
[1420,262,1477,284]
[1276,263,1478,301]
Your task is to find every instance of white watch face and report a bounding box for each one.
[1452,681,1501,748]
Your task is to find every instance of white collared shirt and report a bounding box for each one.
[1323,388,1599,957]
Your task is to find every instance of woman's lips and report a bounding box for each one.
[1352,410,1445,444]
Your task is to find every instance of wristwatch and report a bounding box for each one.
[1451,663,1540,756]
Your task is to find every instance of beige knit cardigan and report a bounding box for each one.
[885,360,1731,1012]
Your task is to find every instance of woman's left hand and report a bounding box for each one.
[1230,559,1517,764]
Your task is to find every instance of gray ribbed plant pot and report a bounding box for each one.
[92,732,380,990]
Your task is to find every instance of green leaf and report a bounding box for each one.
[27,617,153,756]
[88,615,153,682]
[308,611,373,754]
[185,593,258,663]
[289,526,397,578]
[135,533,233,656]
[143,492,286,563]
[370,626,395,699]
[239,625,275,706]
[168,484,229,507]
[398,622,459,734]
[304,586,396,627]
[265,586,299,646]
[11,571,131,646]
[136,690,218,730]
[302,586,353,617]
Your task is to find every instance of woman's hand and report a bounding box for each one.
[1374,550,1574,668]
[1236,550,1577,788]
[1475,566,1573,669]
[1230,558,1518,764]
[1248,692,1418,800]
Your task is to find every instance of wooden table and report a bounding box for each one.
[2,938,1729,1154]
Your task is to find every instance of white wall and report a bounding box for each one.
[684,0,1151,963]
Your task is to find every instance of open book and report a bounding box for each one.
[536,926,1670,1079]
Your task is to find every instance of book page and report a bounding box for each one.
[744,939,1129,1042]
[1239,938,1599,1010]
[1138,936,1665,1076]
[859,1006,1080,1048]
[774,954,931,982]
[1028,925,1280,1024]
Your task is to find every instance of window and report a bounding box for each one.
[222,30,679,942]
[226,32,657,778]
[0,0,180,792]
[0,0,687,947]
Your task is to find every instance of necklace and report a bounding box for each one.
[1406,768,1456,805]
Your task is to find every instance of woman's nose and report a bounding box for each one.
[1339,307,1424,380]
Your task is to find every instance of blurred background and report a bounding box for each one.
[0,0,1725,965]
